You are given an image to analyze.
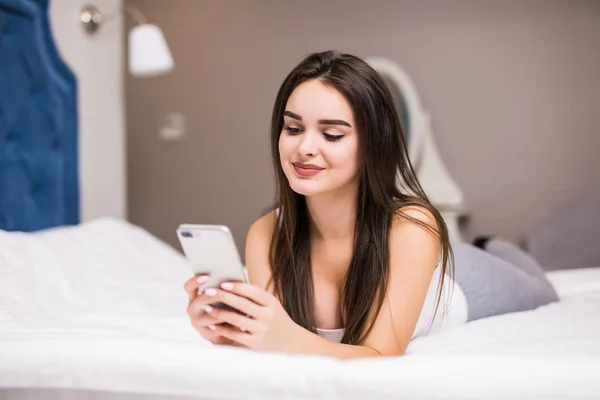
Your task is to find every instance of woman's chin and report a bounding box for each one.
[288,180,323,197]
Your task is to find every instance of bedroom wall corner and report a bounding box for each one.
[49,0,127,222]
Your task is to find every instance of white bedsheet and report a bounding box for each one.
[1,218,599,400]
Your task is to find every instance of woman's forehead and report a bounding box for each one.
[285,80,354,123]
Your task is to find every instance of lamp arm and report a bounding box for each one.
[81,1,148,35]
[125,2,148,25]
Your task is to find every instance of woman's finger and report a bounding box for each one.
[195,326,226,345]
[187,292,220,318]
[190,312,221,329]
[204,288,264,319]
[205,305,262,334]
[218,282,273,307]
[184,274,210,301]
[212,323,254,348]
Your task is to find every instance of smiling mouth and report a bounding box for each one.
[293,162,323,170]
[292,163,324,177]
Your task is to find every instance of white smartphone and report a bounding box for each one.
[177,224,248,300]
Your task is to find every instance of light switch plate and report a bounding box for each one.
[159,112,186,141]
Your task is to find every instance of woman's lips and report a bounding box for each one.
[293,162,324,177]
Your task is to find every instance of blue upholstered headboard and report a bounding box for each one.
[0,0,79,232]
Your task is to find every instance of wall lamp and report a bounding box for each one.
[80,2,174,77]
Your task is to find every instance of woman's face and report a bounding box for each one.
[278,79,360,197]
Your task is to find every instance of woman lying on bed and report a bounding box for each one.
[184,50,558,359]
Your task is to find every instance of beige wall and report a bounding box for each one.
[125,0,600,257]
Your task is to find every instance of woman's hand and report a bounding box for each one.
[183,274,240,347]
[201,281,303,353]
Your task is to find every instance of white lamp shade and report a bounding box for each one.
[129,24,174,77]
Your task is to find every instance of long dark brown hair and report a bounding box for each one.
[268,50,454,345]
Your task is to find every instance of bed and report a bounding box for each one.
[0,218,599,400]
[1,1,600,399]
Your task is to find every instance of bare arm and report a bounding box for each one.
[244,211,277,293]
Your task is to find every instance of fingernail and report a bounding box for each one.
[196,275,209,284]
[203,305,213,313]
[208,324,216,331]
[220,282,234,290]
[204,288,217,296]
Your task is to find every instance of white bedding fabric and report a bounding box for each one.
[1,218,599,400]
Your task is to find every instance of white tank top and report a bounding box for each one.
[315,327,345,343]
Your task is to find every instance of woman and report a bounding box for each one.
[184,50,557,359]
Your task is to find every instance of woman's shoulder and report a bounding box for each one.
[247,209,277,242]
[393,203,440,233]
[390,203,442,266]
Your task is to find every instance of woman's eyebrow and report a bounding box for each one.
[283,110,302,121]
[318,119,352,127]
[283,111,352,127]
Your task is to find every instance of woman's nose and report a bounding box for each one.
[298,132,318,157]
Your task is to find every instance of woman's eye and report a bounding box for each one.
[284,126,301,134]
[324,132,344,142]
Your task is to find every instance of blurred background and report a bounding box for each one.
[125,0,600,263]
[9,0,600,269]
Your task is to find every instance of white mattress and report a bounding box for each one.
[1,218,599,400]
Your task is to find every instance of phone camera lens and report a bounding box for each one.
[181,232,192,237]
